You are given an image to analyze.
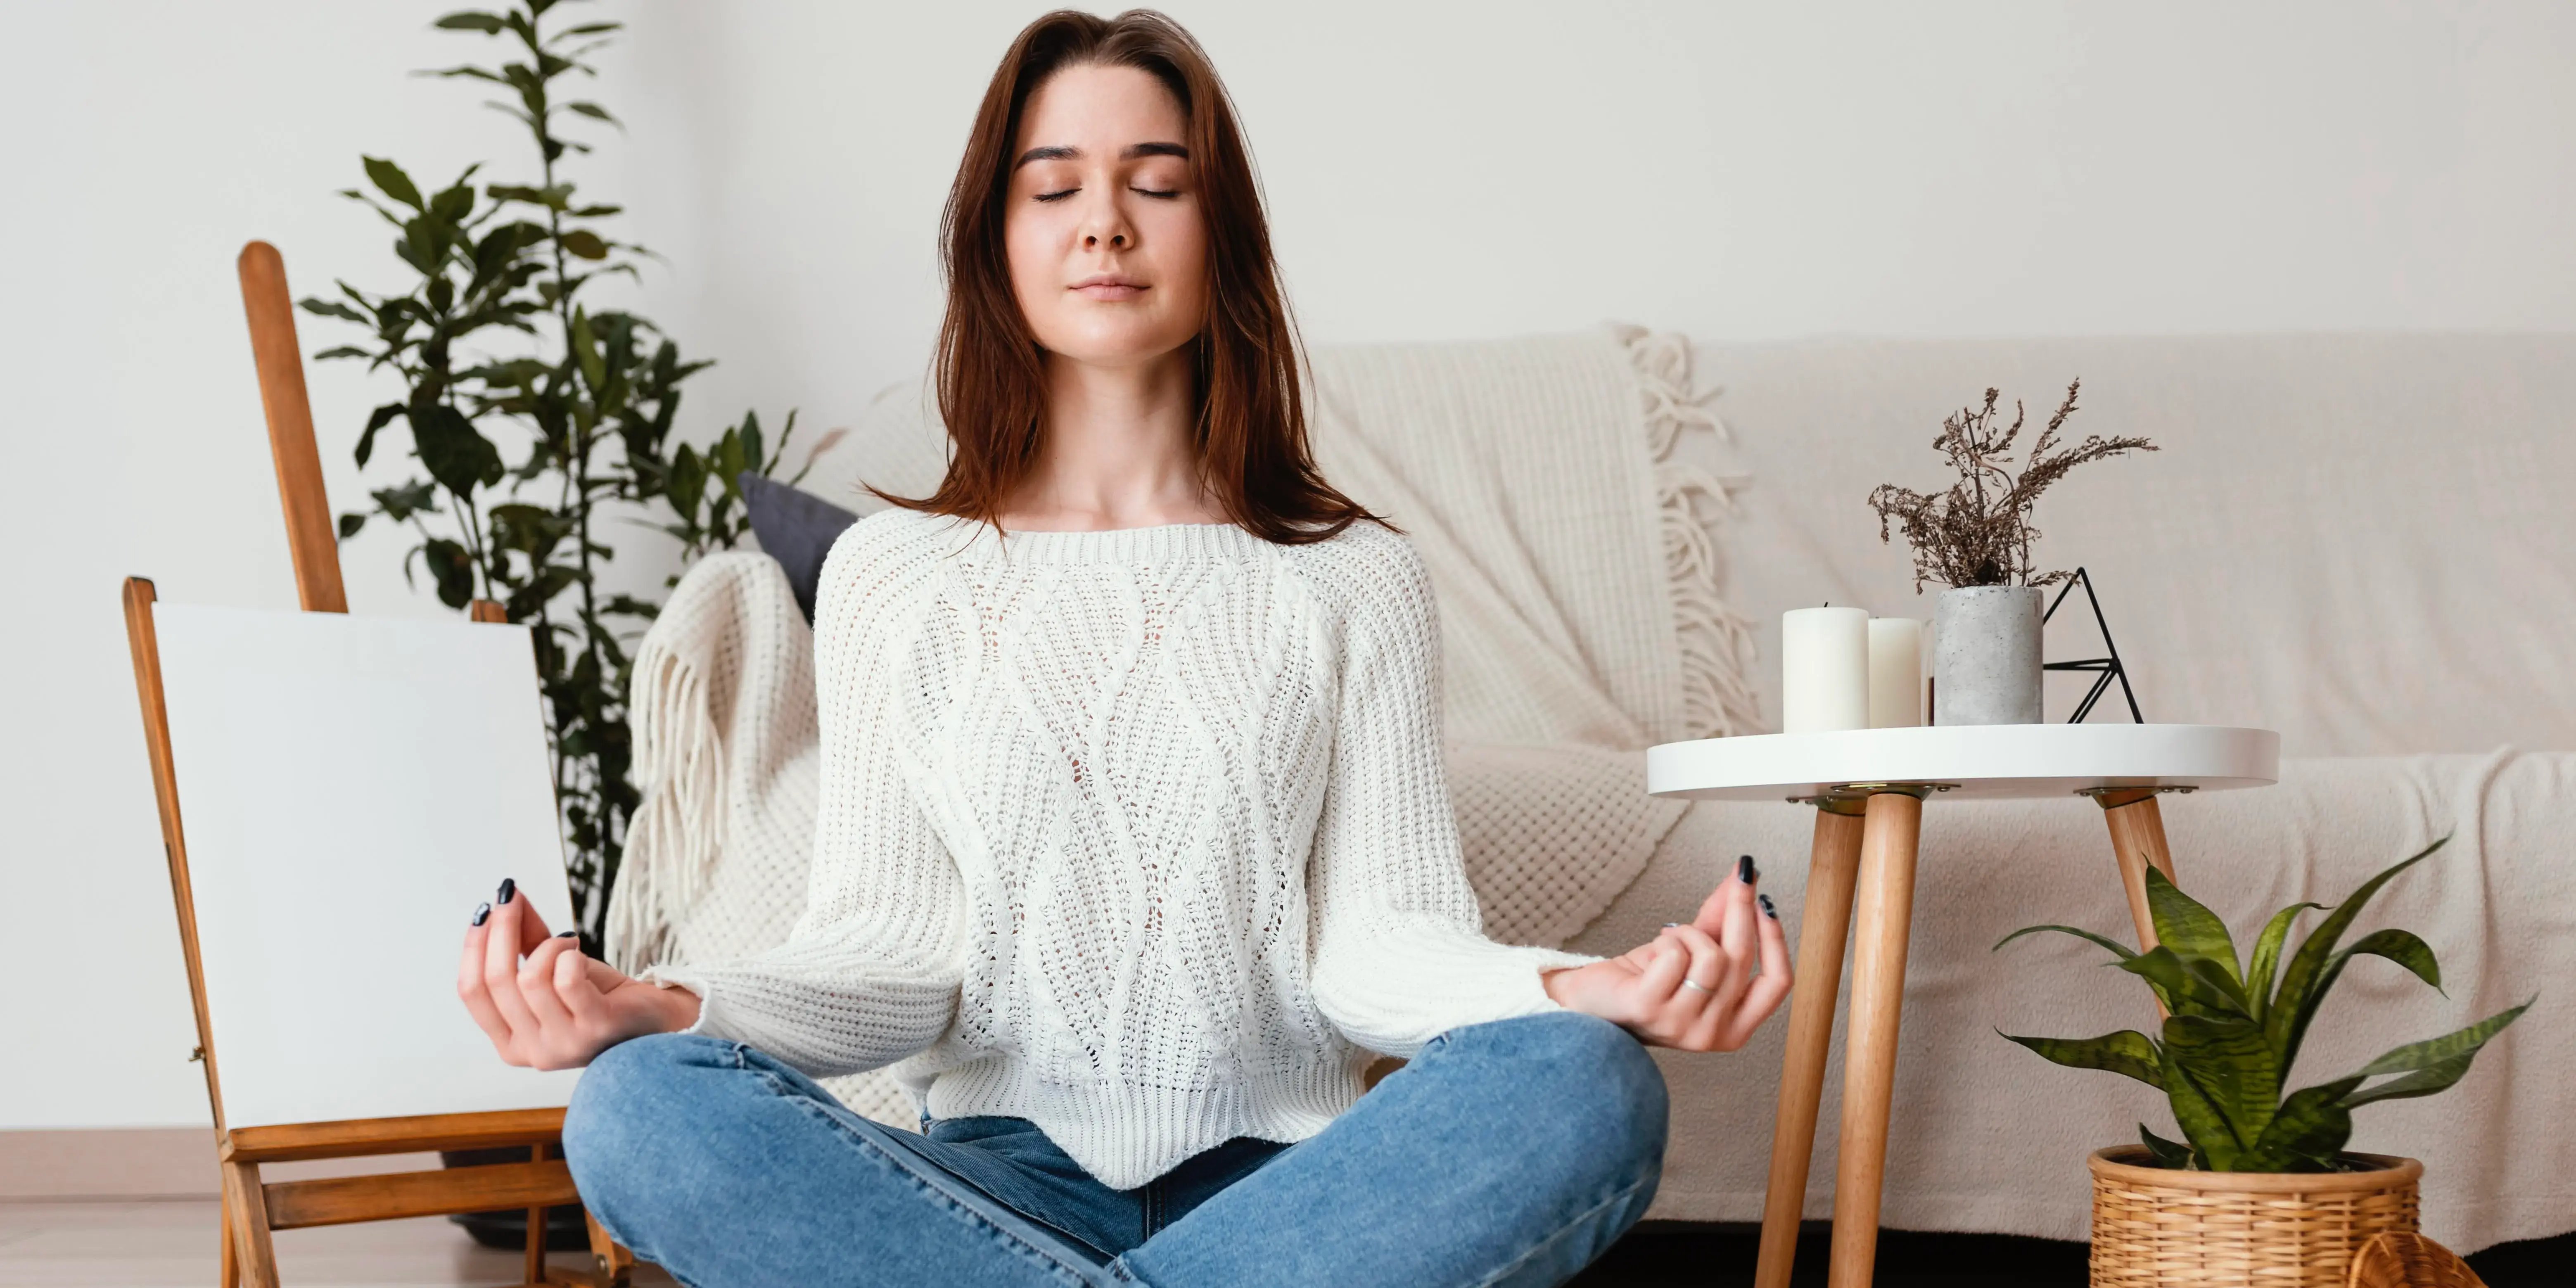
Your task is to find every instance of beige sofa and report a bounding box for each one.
[781,332,2576,1253]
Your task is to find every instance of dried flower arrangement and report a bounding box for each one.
[1868,380,2157,591]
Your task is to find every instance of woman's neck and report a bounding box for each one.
[998,348,1222,532]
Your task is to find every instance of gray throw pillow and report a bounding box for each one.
[740,474,861,623]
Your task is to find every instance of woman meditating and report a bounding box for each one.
[455,10,1790,1286]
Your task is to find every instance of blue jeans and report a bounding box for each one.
[563,1010,1668,1287]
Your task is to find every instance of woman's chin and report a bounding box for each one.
[1038,325,1200,371]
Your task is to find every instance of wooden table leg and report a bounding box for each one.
[1754,803,1867,1288]
[1826,789,1927,1288]
[2095,790,2179,951]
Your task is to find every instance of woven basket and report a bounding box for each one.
[2088,1146,2423,1288]
[2347,1231,2486,1288]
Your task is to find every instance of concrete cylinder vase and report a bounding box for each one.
[1932,585,2043,725]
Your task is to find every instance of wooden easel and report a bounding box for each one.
[119,240,633,1288]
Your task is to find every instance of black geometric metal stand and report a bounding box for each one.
[2042,567,2143,723]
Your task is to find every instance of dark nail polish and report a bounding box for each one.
[497,878,517,905]
[1738,854,1758,883]
[556,930,578,940]
[1759,894,1778,919]
[470,902,491,927]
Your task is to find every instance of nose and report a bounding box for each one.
[1079,193,1133,252]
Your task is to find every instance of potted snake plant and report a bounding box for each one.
[1995,837,2529,1288]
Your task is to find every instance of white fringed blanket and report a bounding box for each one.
[607,326,1752,1124]
[1307,325,1760,945]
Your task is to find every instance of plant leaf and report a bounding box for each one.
[433,10,507,33]
[1993,923,2137,961]
[2245,902,2323,1022]
[354,402,405,468]
[571,308,607,396]
[2266,836,2448,1070]
[2000,1029,2166,1089]
[2143,866,2240,983]
[738,408,763,477]
[371,479,438,522]
[300,297,368,323]
[2138,1122,2196,1169]
[2241,1075,2364,1172]
[2163,1013,2280,1146]
[2183,955,2253,1016]
[421,536,477,609]
[2333,928,2443,996]
[2157,1039,2243,1170]
[667,443,705,520]
[2341,1052,2478,1109]
[2354,999,2532,1077]
[411,403,503,496]
[363,156,425,211]
[2121,946,2242,1018]
[560,229,610,260]
[337,512,366,540]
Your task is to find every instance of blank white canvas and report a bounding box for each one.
[152,603,581,1129]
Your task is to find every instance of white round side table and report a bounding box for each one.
[1645,723,2279,1288]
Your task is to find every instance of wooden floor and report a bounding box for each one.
[0,1201,676,1288]
[5,1202,2565,1286]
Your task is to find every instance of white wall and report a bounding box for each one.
[5,0,2570,1129]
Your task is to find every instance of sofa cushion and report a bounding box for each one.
[740,474,864,623]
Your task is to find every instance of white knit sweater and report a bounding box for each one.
[640,506,1599,1188]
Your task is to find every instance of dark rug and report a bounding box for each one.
[1567,1222,2574,1286]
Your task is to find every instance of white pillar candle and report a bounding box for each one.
[1781,606,1870,733]
[1868,617,1926,728]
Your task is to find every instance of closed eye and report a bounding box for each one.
[1131,187,1181,199]
[1034,187,1079,202]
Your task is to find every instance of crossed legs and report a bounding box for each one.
[565,1011,1668,1288]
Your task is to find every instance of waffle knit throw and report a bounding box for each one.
[607,326,1756,1165]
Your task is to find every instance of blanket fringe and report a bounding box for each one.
[609,629,729,974]
[1614,325,1762,739]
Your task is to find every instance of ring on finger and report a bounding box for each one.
[1681,977,1715,993]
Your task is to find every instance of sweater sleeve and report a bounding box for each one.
[638,517,967,1076]
[1305,532,1602,1058]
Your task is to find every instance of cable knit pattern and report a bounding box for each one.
[640,506,1596,1189]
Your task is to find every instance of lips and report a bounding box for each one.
[1070,274,1147,300]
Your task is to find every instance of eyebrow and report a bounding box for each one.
[1012,141,1191,169]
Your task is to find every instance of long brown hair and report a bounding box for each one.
[865,8,1388,545]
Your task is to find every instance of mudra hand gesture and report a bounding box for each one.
[456,878,700,1071]
[1542,855,1790,1051]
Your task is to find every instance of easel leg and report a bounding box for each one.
[525,1143,548,1286]
[1826,790,1926,1288]
[1753,804,1866,1288]
[219,1190,240,1288]
[2096,791,2178,951]
[222,1161,280,1288]
[587,1210,634,1288]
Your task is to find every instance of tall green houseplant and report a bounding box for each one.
[1995,837,2529,1172]
[306,0,806,941]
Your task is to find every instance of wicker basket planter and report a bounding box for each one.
[2087,1146,2423,1288]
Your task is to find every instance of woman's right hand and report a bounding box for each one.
[457,879,701,1071]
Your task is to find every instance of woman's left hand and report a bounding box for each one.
[1540,856,1790,1051]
